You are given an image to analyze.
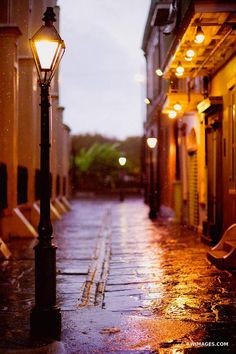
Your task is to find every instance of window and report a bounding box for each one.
[35,170,52,199]
[0,163,7,211]
[17,166,28,205]
[35,169,40,200]
[63,176,67,195]
[229,88,236,190]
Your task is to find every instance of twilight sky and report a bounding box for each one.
[57,0,150,139]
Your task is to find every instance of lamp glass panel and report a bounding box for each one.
[35,40,59,70]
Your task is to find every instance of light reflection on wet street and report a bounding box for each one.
[102,198,236,352]
[0,197,236,352]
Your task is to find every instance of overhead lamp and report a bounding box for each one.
[144,98,151,105]
[176,61,184,75]
[186,48,195,58]
[155,68,163,76]
[194,26,205,44]
[174,102,182,111]
[168,110,177,119]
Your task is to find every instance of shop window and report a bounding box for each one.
[56,175,60,196]
[35,169,40,200]
[63,176,67,195]
[229,88,236,190]
[35,170,52,199]
[50,173,52,198]
[0,163,7,211]
[17,166,28,205]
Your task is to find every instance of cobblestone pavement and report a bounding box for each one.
[0,197,236,353]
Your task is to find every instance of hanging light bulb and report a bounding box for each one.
[194,26,205,44]
[186,48,195,58]
[174,102,182,111]
[176,61,184,75]
[168,110,177,119]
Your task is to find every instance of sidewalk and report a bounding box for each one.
[0,197,236,353]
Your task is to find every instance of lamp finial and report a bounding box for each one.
[42,7,56,25]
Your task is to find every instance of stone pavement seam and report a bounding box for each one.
[77,209,112,307]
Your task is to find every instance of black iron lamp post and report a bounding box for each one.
[146,134,157,219]
[118,156,127,202]
[29,7,65,339]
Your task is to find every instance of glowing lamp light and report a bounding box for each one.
[186,48,195,58]
[147,137,157,149]
[168,110,177,119]
[194,26,205,44]
[176,62,184,75]
[155,68,163,76]
[174,102,182,111]
[34,40,59,69]
[30,7,65,84]
[118,157,127,166]
[144,98,151,105]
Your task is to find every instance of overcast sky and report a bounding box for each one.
[57,0,150,139]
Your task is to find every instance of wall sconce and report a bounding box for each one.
[144,98,151,105]
[168,110,177,119]
[155,68,163,76]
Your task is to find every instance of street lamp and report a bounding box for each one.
[118,156,127,201]
[29,7,65,339]
[118,156,127,166]
[147,134,157,219]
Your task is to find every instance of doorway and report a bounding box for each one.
[205,112,223,244]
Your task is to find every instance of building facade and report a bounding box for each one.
[142,0,236,246]
[0,0,71,242]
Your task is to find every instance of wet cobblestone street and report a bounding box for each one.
[0,197,236,353]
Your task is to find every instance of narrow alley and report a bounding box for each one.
[0,197,235,353]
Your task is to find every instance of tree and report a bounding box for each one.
[71,134,142,193]
[74,142,120,191]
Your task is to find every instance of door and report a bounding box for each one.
[205,113,222,243]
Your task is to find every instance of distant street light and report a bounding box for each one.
[30,7,65,339]
[118,155,127,201]
[147,134,157,219]
[118,156,127,166]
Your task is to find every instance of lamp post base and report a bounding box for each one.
[149,192,157,220]
[149,208,157,220]
[30,306,61,340]
[119,189,124,202]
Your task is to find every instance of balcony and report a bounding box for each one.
[163,2,236,79]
